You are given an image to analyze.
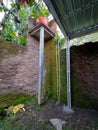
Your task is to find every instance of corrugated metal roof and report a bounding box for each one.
[44,0,98,39]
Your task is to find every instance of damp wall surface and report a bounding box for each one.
[0,17,57,97]
[44,39,57,100]
[0,38,39,95]
[1,17,97,109]
[60,42,98,109]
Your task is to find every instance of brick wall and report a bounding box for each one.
[13,36,39,95]
[60,42,98,109]
[71,42,98,100]
[0,37,39,95]
[0,18,57,96]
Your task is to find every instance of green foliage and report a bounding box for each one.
[19,36,26,46]
[1,0,50,46]
[4,19,17,43]
[28,0,35,6]
[2,5,30,46]
[0,6,3,12]
[17,6,30,36]
[0,114,55,130]
[55,31,66,49]
[30,2,49,19]
[0,115,27,130]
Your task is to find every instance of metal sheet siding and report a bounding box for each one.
[44,0,98,39]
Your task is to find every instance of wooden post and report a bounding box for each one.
[38,27,44,105]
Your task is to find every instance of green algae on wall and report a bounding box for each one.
[70,43,98,109]
[44,39,57,100]
[0,40,19,62]
[60,43,98,109]
[60,49,67,103]
[44,42,67,103]
[71,71,98,109]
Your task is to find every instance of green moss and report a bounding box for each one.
[60,49,67,103]
[60,49,98,109]
[0,40,19,62]
[71,76,98,109]
[0,93,33,108]
[0,93,33,118]
[44,39,57,100]
[44,43,67,103]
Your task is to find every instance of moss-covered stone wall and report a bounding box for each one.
[60,42,98,109]
[44,39,57,100]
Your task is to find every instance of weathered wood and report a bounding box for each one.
[29,22,55,42]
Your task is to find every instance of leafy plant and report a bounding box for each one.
[0,0,50,46]
[30,2,50,19]
[55,31,66,49]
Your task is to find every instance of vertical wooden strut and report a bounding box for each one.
[38,27,44,105]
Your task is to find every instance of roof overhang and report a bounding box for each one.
[44,0,98,40]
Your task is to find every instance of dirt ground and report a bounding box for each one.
[0,98,98,130]
[16,99,98,130]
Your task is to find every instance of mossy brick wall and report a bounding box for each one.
[60,49,67,103]
[44,39,57,100]
[0,37,39,95]
[60,42,98,109]
[0,18,57,97]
